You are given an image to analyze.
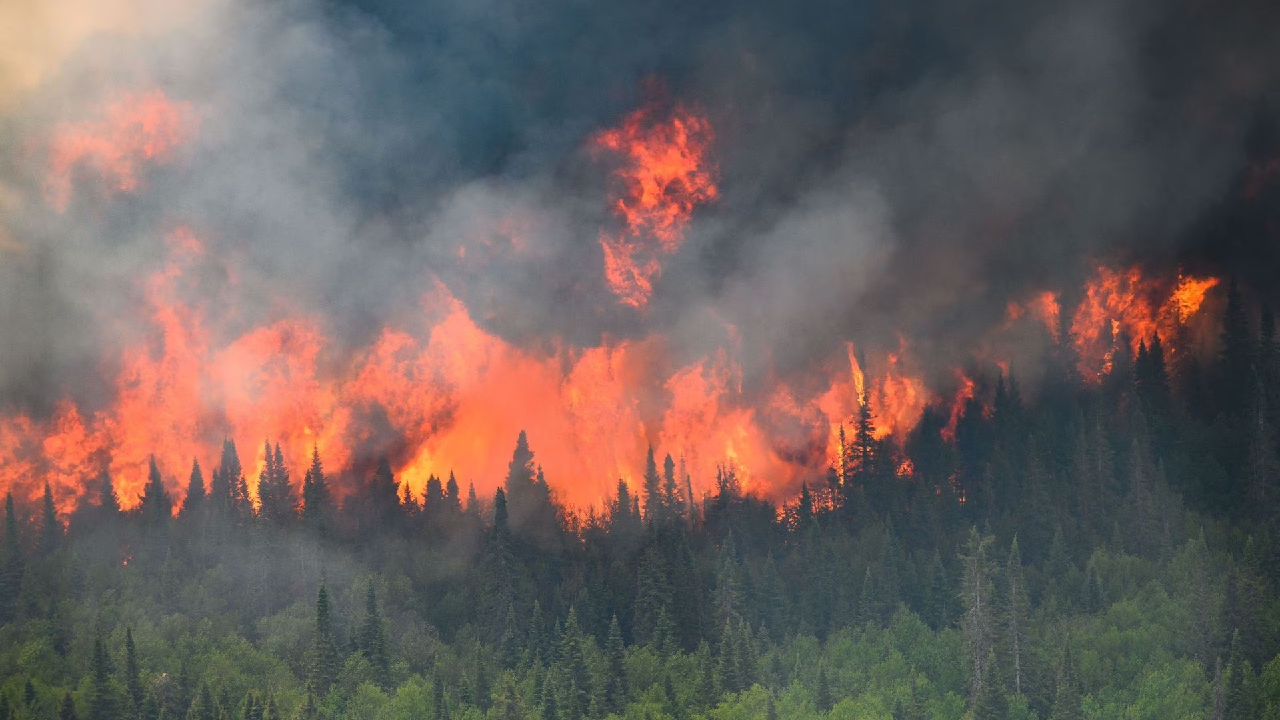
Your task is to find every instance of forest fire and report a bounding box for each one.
[593,100,718,308]
[0,87,1233,519]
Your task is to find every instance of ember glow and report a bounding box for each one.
[44,90,193,211]
[593,101,718,307]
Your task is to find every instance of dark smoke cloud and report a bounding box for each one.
[0,0,1277,410]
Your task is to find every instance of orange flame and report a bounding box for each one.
[1070,266,1219,380]
[1006,291,1061,341]
[44,90,194,210]
[941,373,976,443]
[593,101,718,307]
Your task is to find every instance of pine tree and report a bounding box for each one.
[661,453,682,521]
[240,692,261,720]
[58,691,78,720]
[445,472,462,514]
[258,442,296,525]
[1049,646,1082,720]
[558,608,588,720]
[295,695,317,720]
[98,472,122,517]
[815,665,832,713]
[366,458,401,527]
[140,456,172,526]
[179,459,205,522]
[971,652,1007,720]
[1,493,22,623]
[642,445,662,523]
[604,615,627,714]
[359,579,390,685]
[39,481,61,555]
[1004,537,1028,696]
[959,527,995,702]
[300,447,332,536]
[504,430,537,512]
[88,634,117,720]
[423,474,445,526]
[307,583,340,696]
[634,545,674,648]
[186,685,214,720]
[210,439,248,522]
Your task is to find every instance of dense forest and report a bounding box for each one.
[1,283,1280,720]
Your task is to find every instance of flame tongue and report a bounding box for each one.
[44,90,194,211]
[593,101,718,307]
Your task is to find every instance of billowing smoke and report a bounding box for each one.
[0,0,1276,508]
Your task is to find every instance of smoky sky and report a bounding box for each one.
[0,0,1278,410]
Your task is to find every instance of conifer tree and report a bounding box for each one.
[126,627,143,718]
[815,665,832,713]
[179,459,205,522]
[88,634,117,720]
[240,691,261,720]
[139,456,172,526]
[39,481,61,555]
[604,615,627,714]
[98,472,122,517]
[959,527,995,702]
[642,445,662,522]
[187,685,214,720]
[445,472,462,514]
[1003,537,1028,696]
[1049,646,1082,720]
[300,447,332,536]
[359,579,390,685]
[1,493,22,623]
[58,691,78,720]
[258,442,296,525]
[307,583,340,696]
[661,453,681,521]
